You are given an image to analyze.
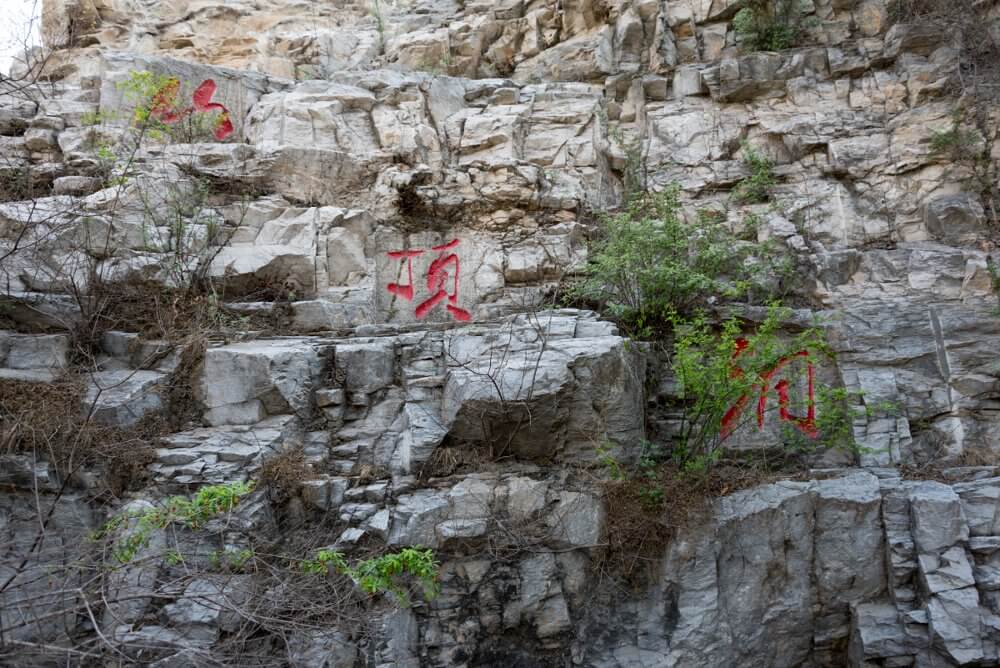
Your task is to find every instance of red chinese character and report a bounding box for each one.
[386,249,424,301]
[150,78,184,123]
[720,338,817,440]
[385,239,471,322]
[149,78,234,140]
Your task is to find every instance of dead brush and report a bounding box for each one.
[597,462,793,588]
[162,334,207,431]
[889,0,1000,96]
[598,475,676,588]
[416,443,491,481]
[73,275,286,357]
[0,375,156,498]
[355,463,391,485]
[957,442,999,467]
[261,445,315,503]
[85,277,229,342]
[484,511,553,562]
[900,441,999,481]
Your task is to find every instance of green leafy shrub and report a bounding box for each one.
[596,441,626,481]
[732,145,777,204]
[573,185,753,332]
[117,70,181,126]
[732,0,809,51]
[97,481,255,564]
[301,547,440,605]
[210,547,255,572]
[668,306,851,472]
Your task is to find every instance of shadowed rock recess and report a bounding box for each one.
[1,0,999,665]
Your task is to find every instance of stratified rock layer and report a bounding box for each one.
[2,0,1000,665]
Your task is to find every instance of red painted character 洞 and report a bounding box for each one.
[385,239,471,322]
[149,78,234,140]
[720,337,817,440]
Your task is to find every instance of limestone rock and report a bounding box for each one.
[201,339,325,425]
[6,0,1000,664]
[287,629,358,668]
[84,369,165,427]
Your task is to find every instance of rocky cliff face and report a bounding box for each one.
[2,0,1000,665]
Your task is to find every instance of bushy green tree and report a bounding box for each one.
[574,185,752,333]
[732,0,809,51]
[732,144,777,204]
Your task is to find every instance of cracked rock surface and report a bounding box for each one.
[2,0,1000,665]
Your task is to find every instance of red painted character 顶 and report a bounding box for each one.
[385,239,471,322]
[720,338,817,440]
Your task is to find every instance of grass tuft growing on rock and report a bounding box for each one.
[260,445,315,503]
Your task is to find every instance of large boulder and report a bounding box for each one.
[200,339,326,426]
[442,312,644,463]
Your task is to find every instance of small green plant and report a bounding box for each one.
[95,142,115,163]
[417,51,454,75]
[80,110,117,126]
[301,547,440,605]
[227,548,254,570]
[164,479,255,528]
[117,70,181,127]
[210,547,255,571]
[929,127,979,157]
[573,184,753,333]
[370,0,385,50]
[732,0,810,51]
[596,441,625,481]
[594,440,668,508]
[739,210,763,241]
[929,113,981,161]
[989,257,1000,313]
[925,108,999,227]
[354,548,440,600]
[610,124,647,202]
[115,70,226,143]
[98,481,255,564]
[782,388,899,455]
[301,548,350,575]
[635,440,668,506]
[732,144,776,204]
[746,238,800,302]
[113,528,153,564]
[595,106,647,201]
